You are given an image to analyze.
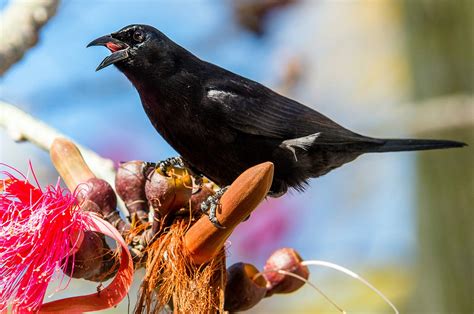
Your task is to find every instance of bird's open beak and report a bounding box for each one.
[87,35,130,71]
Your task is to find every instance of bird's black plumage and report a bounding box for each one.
[88,24,466,196]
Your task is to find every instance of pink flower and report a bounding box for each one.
[0,164,85,313]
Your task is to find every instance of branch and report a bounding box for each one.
[394,94,474,135]
[0,101,128,215]
[0,0,60,75]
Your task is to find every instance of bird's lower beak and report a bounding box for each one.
[87,35,130,71]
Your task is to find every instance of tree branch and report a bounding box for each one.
[0,101,128,215]
[390,94,474,135]
[0,0,60,75]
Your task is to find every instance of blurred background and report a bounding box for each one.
[1,0,472,313]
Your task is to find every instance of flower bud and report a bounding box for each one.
[263,248,309,296]
[224,263,267,312]
[115,161,152,221]
[82,177,117,214]
[82,178,128,233]
[64,231,106,281]
[185,162,274,265]
[145,168,192,218]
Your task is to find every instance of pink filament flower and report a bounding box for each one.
[0,165,85,313]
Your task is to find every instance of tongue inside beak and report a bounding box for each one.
[106,42,124,53]
[87,35,130,71]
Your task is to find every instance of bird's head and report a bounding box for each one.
[87,24,175,75]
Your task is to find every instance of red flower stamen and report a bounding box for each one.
[0,164,85,313]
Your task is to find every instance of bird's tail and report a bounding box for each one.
[365,138,466,153]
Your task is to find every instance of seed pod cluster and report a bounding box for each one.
[49,144,309,312]
[115,161,200,242]
[115,161,194,224]
[224,247,310,312]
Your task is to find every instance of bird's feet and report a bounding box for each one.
[158,156,184,175]
[200,186,229,229]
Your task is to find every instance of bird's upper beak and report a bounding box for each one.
[87,35,130,71]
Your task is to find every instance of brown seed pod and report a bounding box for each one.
[81,177,117,214]
[189,182,215,214]
[64,231,105,280]
[145,168,192,228]
[185,162,274,265]
[263,247,310,296]
[115,161,152,222]
[224,263,267,312]
[168,168,193,212]
[82,178,128,233]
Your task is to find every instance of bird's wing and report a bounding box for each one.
[204,79,381,145]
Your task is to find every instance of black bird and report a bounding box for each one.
[88,25,465,223]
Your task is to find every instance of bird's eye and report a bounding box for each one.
[133,30,144,43]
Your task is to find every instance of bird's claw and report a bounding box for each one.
[158,156,184,175]
[142,161,157,179]
[200,186,229,229]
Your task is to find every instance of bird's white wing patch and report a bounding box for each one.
[280,132,321,161]
[207,89,237,101]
